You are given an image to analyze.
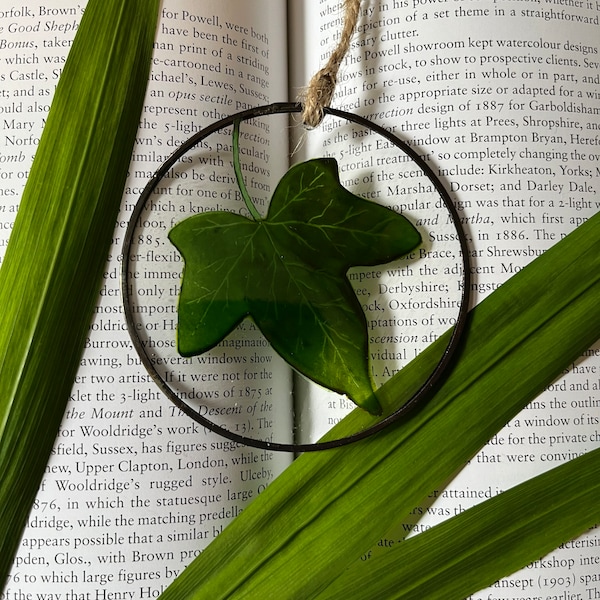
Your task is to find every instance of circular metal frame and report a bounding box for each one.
[122,102,471,452]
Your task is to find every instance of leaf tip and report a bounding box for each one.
[354,390,383,416]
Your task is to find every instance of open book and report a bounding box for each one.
[2,0,598,597]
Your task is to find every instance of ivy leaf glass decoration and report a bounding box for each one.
[169,122,421,415]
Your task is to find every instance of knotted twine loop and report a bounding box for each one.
[301,0,361,128]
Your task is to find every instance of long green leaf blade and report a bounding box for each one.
[0,0,159,584]
[158,212,600,599]
[318,447,600,599]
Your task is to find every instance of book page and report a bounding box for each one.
[1,1,292,597]
[290,0,600,595]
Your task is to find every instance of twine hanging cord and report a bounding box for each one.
[302,0,361,128]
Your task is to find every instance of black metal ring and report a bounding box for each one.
[121,102,471,452]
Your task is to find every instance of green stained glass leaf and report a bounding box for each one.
[169,158,421,415]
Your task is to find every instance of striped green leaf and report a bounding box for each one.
[158,211,600,599]
[0,0,159,584]
[318,446,600,599]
